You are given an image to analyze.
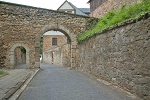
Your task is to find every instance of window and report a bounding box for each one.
[52,38,57,45]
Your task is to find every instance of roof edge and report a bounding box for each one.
[57,0,75,11]
[87,0,92,3]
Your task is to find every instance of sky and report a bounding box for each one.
[1,0,90,10]
[44,31,64,35]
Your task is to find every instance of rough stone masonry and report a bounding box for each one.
[78,16,150,100]
[0,1,96,68]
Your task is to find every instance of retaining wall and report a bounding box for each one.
[79,17,150,100]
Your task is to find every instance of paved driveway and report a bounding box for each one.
[18,63,133,100]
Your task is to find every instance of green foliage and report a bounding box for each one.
[20,47,26,53]
[0,70,4,75]
[77,0,150,43]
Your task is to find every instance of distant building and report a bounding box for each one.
[43,0,90,52]
[43,31,68,52]
[57,0,90,16]
[88,0,142,18]
[42,31,71,67]
[42,0,90,66]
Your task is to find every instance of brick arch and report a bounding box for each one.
[35,23,77,68]
[10,43,30,68]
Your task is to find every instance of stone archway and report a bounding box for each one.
[35,23,78,68]
[10,43,30,68]
[1,1,96,69]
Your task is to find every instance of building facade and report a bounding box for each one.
[42,31,71,67]
[42,0,90,66]
[57,0,90,16]
[88,0,142,18]
[43,33,68,51]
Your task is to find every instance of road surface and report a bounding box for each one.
[18,63,133,100]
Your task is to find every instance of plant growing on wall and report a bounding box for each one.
[77,0,150,43]
[20,46,26,53]
[0,70,4,75]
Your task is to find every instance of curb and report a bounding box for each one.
[2,69,39,100]
[1,74,30,100]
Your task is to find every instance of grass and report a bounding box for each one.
[0,70,4,75]
[0,70,8,77]
[77,0,150,43]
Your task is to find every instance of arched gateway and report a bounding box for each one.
[34,24,76,68]
[10,43,29,68]
[0,1,96,68]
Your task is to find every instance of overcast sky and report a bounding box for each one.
[1,0,90,10]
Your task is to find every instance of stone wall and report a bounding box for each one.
[0,1,96,68]
[90,0,142,18]
[78,17,150,100]
[43,44,71,67]
[0,41,6,68]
